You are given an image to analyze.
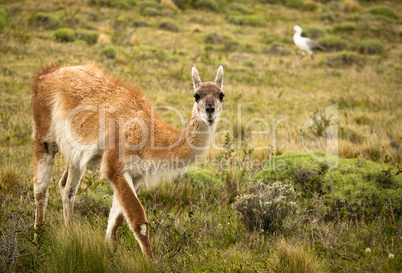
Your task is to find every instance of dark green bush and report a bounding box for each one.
[100,46,119,58]
[89,0,135,8]
[75,29,100,45]
[227,14,266,26]
[357,39,383,55]
[139,1,162,16]
[28,11,64,30]
[132,20,148,27]
[0,10,6,28]
[325,51,363,67]
[142,7,162,16]
[303,26,325,39]
[195,0,220,12]
[317,35,349,51]
[204,32,223,44]
[368,5,398,19]
[284,0,305,10]
[159,20,179,32]
[227,3,252,15]
[53,28,76,43]
[333,22,357,33]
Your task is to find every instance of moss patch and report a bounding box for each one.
[357,39,383,55]
[317,35,349,51]
[254,152,402,221]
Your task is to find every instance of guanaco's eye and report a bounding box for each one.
[219,92,225,102]
[194,93,200,101]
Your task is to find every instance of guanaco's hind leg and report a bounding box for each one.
[33,141,58,229]
[59,161,85,226]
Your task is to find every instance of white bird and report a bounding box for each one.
[293,25,326,60]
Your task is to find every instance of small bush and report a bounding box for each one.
[100,46,119,58]
[320,12,335,22]
[159,20,179,32]
[224,40,243,52]
[284,0,305,10]
[343,0,361,12]
[261,33,281,45]
[269,240,329,273]
[303,26,325,39]
[75,29,100,45]
[227,3,252,15]
[132,20,148,27]
[28,11,64,30]
[334,22,357,33]
[161,0,180,13]
[357,39,383,55]
[195,0,220,12]
[53,28,76,43]
[0,10,7,28]
[234,182,297,233]
[227,14,266,26]
[265,43,289,55]
[139,1,162,16]
[304,0,318,11]
[317,35,349,51]
[325,51,363,67]
[368,5,398,19]
[204,32,223,44]
[89,0,135,8]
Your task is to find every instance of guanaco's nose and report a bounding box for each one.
[206,105,215,114]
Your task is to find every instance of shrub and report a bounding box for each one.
[100,46,119,58]
[142,7,162,16]
[159,20,179,32]
[227,14,266,26]
[133,20,148,27]
[187,169,223,189]
[317,35,349,51]
[89,0,135,8]
[161,0,180,13]
[269,240,329,273]
[195,0,220,12]
[204,32,223,44]
[53,28,76,43]
[28,11,64,30]
[227,3,252,15]
[333,22,357,33]
[343,0,361,12]
[139,1,163,16]
[224,40,243,52]
[368,5,398,19]
[0,10,6,29]
[233,181,297,233]
[265,43,289,55]
[320,12,335,22]
[325,51,363,67]
[304,0,318,11]
[284,0,305,10]
[75,29,100,45]
[357,39,383,55]
[261,33,281,45]
[303,26,325,39]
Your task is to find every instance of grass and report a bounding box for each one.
[0,0,401,272]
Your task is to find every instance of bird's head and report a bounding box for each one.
[293,25,302,34]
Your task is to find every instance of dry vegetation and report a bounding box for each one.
[0,0,401,272]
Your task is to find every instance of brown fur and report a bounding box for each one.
[31,64,224,259]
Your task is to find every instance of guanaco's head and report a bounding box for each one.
[191,66,224,125]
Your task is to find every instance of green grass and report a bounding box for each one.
[0,0,401,271]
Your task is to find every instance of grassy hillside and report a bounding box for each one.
[0,0,401,272]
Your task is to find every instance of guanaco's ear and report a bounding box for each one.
[215,65,224,88]
[192,67,202,90]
